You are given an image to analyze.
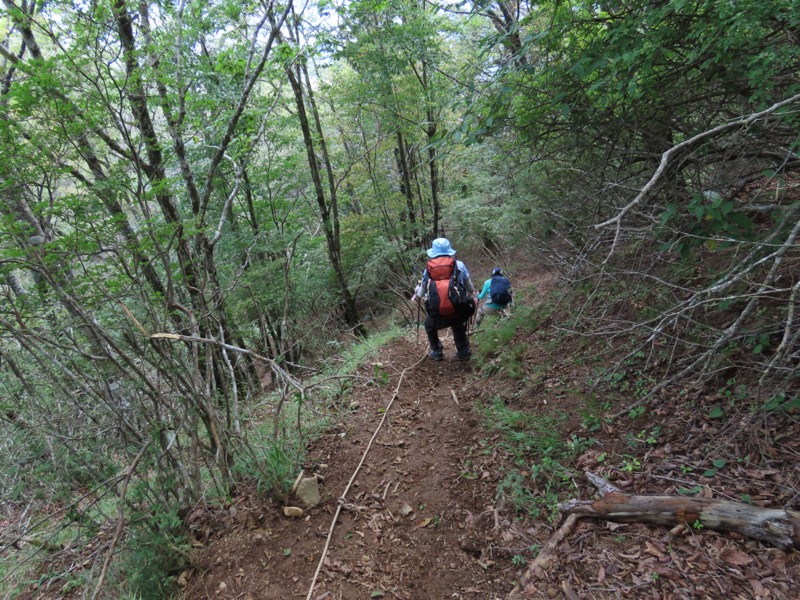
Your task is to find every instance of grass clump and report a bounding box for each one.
[472,306,537,379]
[479,398,594,520]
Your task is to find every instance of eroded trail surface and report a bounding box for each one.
[184,335,516,599]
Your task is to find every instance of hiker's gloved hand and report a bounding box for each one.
[410,294,420,304]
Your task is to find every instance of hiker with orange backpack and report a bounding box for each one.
[410,238,477,361]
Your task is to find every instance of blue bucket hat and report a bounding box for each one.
[427,238,456,258]
[493,267,502,276]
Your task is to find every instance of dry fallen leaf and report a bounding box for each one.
[177,570,190,587]
[721,547,753,566]
[653,565,680,580]
[414,517,432,529]
[768,549,787,572]
[749,578,765,596]
[561,580,580,600]
[644,541,664,558]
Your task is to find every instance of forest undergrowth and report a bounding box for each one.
[2,246,799,599]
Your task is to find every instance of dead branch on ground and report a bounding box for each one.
[508,514,579,597]
[562,472,800,549]
[510,471,799,598]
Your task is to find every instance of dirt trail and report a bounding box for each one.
[184,335,516,599]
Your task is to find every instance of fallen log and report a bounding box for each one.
[560,472,800,550]
[508,472,800,599]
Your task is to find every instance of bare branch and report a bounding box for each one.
[595,92,800,262]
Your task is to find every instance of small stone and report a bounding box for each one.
[216,581,227,593]
[295,477,321,508]
[283,506,304,518]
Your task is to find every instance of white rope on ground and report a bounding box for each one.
[304,349,428,600]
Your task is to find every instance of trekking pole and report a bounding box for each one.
[416,300,421,344]
[470,295,478,332]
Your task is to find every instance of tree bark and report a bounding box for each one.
[395,130,417,234]
[484,2,527,67]
[560,472,800,550]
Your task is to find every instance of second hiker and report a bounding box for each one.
[474,267,512,329]
[411,238,477,361]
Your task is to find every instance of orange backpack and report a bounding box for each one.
[424,257,476,319]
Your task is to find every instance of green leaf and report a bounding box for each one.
[708,407,724,419]
[370,591,385,598]
[702,469,716,477]
[712,459,726,468]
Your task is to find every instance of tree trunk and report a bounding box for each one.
[283,59,364,335]
[395,130,417,235]
[484,2,527,67]
[422,58,440,239]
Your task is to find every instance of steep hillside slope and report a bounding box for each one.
[179,261,799,599]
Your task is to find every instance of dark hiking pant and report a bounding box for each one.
[424,314,470,355]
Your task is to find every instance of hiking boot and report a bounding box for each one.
[454,351,472,361]
[428,349,444,361]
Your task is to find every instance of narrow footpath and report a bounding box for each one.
[184,335,517,599]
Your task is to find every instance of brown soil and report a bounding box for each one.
[179,262,800,600]
[182,334,516,600]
